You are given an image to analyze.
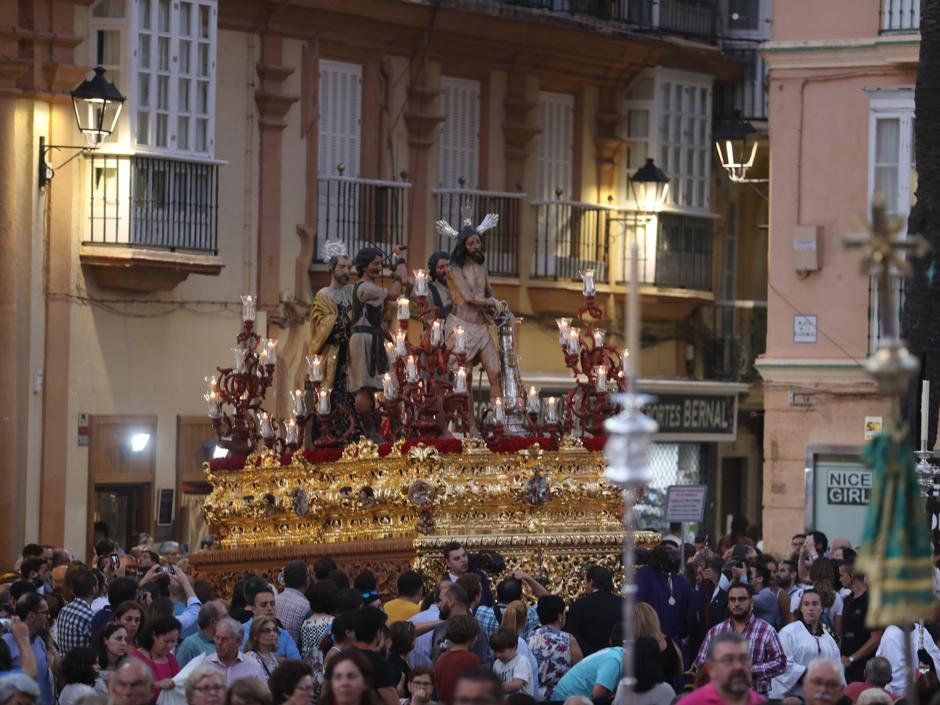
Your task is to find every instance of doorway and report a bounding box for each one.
[719,456,746,537]
[93,484,152,552]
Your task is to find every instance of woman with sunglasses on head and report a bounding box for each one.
[244,615,281,680]
[770,589,841,700]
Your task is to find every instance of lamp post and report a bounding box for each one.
[628,158,670,216]
[714,111,766,184]
[39,66,125,188]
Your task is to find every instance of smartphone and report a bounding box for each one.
[109,553,119,568]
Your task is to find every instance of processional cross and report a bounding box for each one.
[844,197,928,401]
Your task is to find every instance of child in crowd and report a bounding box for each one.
[490,628,534,697]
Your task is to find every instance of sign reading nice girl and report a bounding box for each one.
[808,451,872,547]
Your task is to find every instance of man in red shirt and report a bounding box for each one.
[434,614,482,705]
[678,632,766,705]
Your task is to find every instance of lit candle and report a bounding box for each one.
[397,296,411,321]
[567,328,581,355]
[383,373,397,400]
[284,419,299,445]
[430,320,443,347]
[556,318,571,346]
[414,269,429,296]
[395,330,407,357]
[406,355,419,383]
[206,390,221,419]
[259,412,274,439]
[622,348,631,377]
[923,379,931,448]
[309,355,323,382]
[546,397,559,424]
[527,386,540,414]
[594,366,608,393]
[240,294,256,322]
[454,325,466,354]
[455,367,467,393]
[233,347,247,373]
[493,397,505,425]
[385,341,397,367]
[259,347,269,366]
[580,268,596,297]
[265,338,278,365]
[593,329,606,348]
[206,375,218,392]
[318,389,331,415]
[292,389,306,417]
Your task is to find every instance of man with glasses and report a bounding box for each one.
[205,618,267,685]
[1,594,53,705]
[801,658,845,705]
[678,632,765,705]
[694,583,786,697]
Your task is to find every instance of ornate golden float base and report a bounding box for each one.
[194,438,660,600]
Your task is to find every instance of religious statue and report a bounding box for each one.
[308,240,354,393]
[424,251,452,318]
[348,245,408,441]
[436,213,504,401]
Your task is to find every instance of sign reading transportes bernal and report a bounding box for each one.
[643,393,738,442]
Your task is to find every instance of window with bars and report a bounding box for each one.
[537,91,574,200]
[88,0,217,157]
[439,77,480,189]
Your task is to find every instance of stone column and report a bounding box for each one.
[403,63,443,268]
[502,72,539,289]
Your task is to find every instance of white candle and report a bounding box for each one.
[240,294,256,322]
[284,419,298,445]
[397,296,410,321]
[567,328,581,355]
[292,389,306,417]
[454,325,466,354]
[309,355,323,382]
[206,390,221,419]
[265,338,278,365]
[593,329,606,348]
[455,367,467,393]
[385,342,397,367]
[406,355,418,383]
[259,347,269,366]
[233,347,247,373]
[527,386,540,414]
[318,389,331,415]
[622,348,631,377]
[430,320,443,347]
[546,397,558,424]
[628,242,640,386]
[259,412,274,439]
[414,269,429,296]
[493,397,505,425]
[923,379,931,447]
[581,268,596,297]
[556,318,571,346]
[383,373,397,400]
[395,330,407,357]
[594,366,608,393]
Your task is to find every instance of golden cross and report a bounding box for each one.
[844,197,927,342]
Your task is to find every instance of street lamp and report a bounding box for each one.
[38,66,125,188]
[628,158,670,215]
[714,111,764,184]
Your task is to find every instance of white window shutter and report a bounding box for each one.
[537,91,574,200]
[318,60,362,177]
[439,77,480,189]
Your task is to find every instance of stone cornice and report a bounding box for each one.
[755,357,875,386]
[762,34,920,70]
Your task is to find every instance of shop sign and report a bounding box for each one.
[643,393,737,442]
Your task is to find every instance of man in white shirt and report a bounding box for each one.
[875,622,940,696]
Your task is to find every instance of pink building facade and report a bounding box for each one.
[759,0,919,552]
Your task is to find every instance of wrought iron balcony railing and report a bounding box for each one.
[531,199,613,283]
[715,48,768,122]
[85,153,219,254]
[705,302,767,382]
[881,0,920,31]
[433,188,526,277]
[317,176,411,261]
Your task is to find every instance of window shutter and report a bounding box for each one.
[318,60,362,177]
[537,91,574,200]
[439,77,480,189]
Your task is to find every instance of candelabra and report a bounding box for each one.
[300,355,357,448]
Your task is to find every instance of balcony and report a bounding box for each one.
[531,199,613,282]
[715,48,768,122]
[80,153,223,291]
[433,187,525,277]
[317,175,410,261]
[493,0,720,42]
[881,0,920,31]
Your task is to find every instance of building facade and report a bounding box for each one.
[759,0,918,553]
[0,0,769,565]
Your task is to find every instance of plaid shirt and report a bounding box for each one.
[694,613,786,695]
[275,587,310,646]
[57,599,94,654]
[475,603,540,643]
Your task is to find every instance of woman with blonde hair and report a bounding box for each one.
[184,662,226,705]
[244,615,281,679]
[499,602,540,697]
[633,602,682,684]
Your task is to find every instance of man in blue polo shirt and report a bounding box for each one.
[552,624,624,702]
[239,577,300,660]
[1,594,54,705]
